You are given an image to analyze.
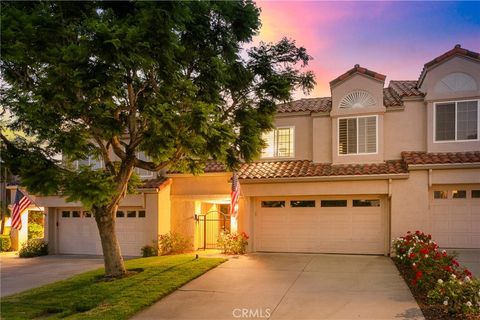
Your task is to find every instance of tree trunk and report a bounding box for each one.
[94,206,126,277]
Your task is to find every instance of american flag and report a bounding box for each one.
[11,189,32,230]
[229,172,240,218]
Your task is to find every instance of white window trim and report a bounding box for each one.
[337,115,378,156]
[433,99,480,143]
[261,126,295,159]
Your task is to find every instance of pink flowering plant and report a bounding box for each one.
[218,231,248,254]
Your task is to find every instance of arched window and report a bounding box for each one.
[434,72,477,93]
[339,90,377,108]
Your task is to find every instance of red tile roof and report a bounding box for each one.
[389,81,424,97]
[237,160,407,179]
[418,45,480,86]
[402,151,480,166]
[277,97,331,113]
[330,64,386,87]
[139,177,172,189]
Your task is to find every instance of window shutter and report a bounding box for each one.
[339,119,347,154]
[136,152,154,177]
[366,117,376,153]
[347,118,357,154]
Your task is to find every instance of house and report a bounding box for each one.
[12,45,480,256]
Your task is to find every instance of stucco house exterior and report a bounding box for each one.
[12,45,480,256]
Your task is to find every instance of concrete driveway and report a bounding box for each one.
[133,253,423,320]
[0,254,104,297]
[446,249,480,277]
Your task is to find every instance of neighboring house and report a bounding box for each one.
[12,44,480,256]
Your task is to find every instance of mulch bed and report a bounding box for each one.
[393,259,480,320]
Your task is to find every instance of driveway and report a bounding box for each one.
[133,253,423,320]
[0,254,104,297]
[446,249,480,277]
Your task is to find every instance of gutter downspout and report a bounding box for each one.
[387,179,392,257]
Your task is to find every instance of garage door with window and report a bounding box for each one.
[255,196,386,254]
[430,186,480,248]
[58,208,154,256]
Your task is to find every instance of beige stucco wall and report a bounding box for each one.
[240,179,391,197]
[157,185,171,236]
[272,114,313,160]
[390,170,430,244]
[312,115,332,163]
[384,100,427,159]
[420,56,480,153]
[35,193,145,208]
[170,174,231,196]
[330,74,386,164]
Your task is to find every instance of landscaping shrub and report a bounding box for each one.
[218,231,248,254]
[28,222,44,239]
[428,275,480,315]
[158,232,191,255]
[141,244,157,257]
[19,239,48,258]
[1,234,11,252]
[392,230,478,318]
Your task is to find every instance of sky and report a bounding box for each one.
[253,1,480,98]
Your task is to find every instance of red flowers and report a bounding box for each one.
[240,231,249,240]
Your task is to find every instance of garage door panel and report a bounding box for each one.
[256,196,385,255]
[430,186,480,249]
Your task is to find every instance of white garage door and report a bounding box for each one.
[58,208,155,256]
[255,196,386,255]
[430,186,480,248]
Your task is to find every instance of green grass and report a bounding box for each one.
[1,255,225,320]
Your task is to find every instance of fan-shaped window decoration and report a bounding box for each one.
[339,90,376,109]
[434,72,477,93]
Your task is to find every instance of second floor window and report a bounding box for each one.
[435,100,478,142]
[338,116,377,155]
[135,151,154,178]
[75,155,103,170]
[261,127,295,158]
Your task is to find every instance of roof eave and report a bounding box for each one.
[239,173,409,184]
[407,163,480,170]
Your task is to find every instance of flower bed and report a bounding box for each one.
[392,231,479,320]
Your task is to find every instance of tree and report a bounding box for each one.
[0,1,315,277]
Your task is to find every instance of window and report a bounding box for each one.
[62,211,70,218]
[83,211,92,218]
[138,210,146,218]
[338,116,376,154]
[434,191,448,199]
[321,200,347,207]
[261,201,285,208]
[72,211,81,218]
[116,210,125,218]
[452,190,466,199]
[261,127,294,158]
[135,151,154,178]
[435,100,478,141]
[75,155,103,170]
[127,210,136,218]
[353,199,380,207]
[290,200,315,208]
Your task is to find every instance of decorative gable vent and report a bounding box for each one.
[339,90,376,108]
[434,72,477,93]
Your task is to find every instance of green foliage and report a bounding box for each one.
[0,235,11,251]
[28,210,44,225]
[218,231,249,254]
[19,239,48,258]
[428,276,480,315]
[141,244,158,257]
[28,222,43,239]
[158,232,191,255]
[0,255,225,320]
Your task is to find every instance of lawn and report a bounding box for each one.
[1,255,225,320]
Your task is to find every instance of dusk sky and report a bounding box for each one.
[253,1,480,98]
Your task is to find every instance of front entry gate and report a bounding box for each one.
[197,210,231,249]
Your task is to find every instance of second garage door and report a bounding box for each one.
[255,196,386,254]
